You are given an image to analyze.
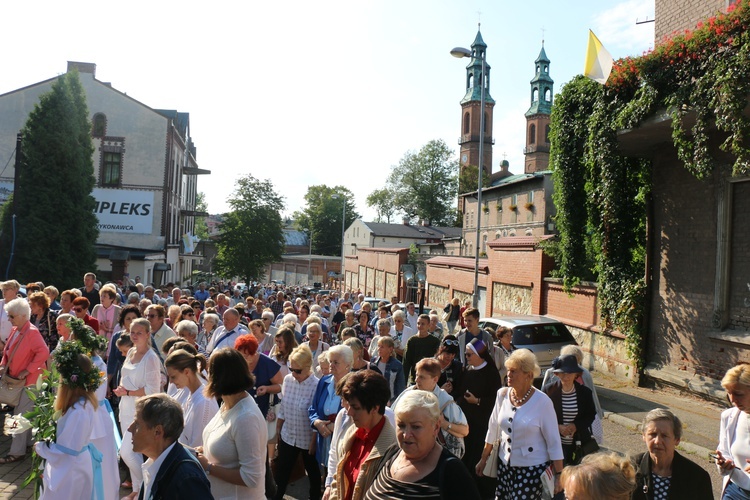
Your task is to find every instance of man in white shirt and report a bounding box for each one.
[146,305,173,354]
[129,394,211,500]
[206,308,248,354]
[390,310,414,360]
[404,302,419,330]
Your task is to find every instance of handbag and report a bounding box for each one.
[482,387,509,478]
[570,434,599,465]
[437,399,465,459]
[0,327,28,407]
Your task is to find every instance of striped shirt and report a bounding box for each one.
[561,389,578,445]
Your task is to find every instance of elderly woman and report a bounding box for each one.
[369,318,392,359]
[310,344,353,468]
[354,310,374,349]
[371,336,405,405]
[543,354,597,466]
[443,297,461,335]
[344,337,381,373]
[196,348,267,500]
[632,409,712,499]
[113,317,162,498]
[175,319,206,355]
[436,335,463,400]
[274,344,321,500]
[392,357,469,460]
[0,297,50,464]
[560,452,636,500]
[29,291,58,352]
[72,296,100,332]
[304,320,330,375]
[541,344,604,444]
[59,288,78,316]
[200,312,220,350]
[493,326,515,381]
[91,284,122,346]
[164,348,217,449]
[328,370,396,500]
[716,364,750,498]
[365,390,479,499]
[249,318,274,355]
[477,348,564,500]
[458,337,503,496]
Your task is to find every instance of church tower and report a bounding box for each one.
[459,29,495,180]
[524,43,554,173]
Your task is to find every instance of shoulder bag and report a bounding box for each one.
[0,328,28,406]
[482,387,509,478]
[436,398,465,458]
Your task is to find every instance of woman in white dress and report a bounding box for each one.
[164,348,218,449]
[35,341,104,500]
[112,318,162,500]
[196,347,268,500]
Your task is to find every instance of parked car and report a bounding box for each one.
[478,315,578,374]
[363,297,390,310]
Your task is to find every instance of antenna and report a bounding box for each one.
[636,16,655,24]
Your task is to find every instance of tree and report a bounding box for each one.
[194,192,209,240]
[213,175,285,283]
[386,139,458,226]
[0,71,98,288]
[366,187,398,223]
[293,185,359,256]
[458,164,491,195]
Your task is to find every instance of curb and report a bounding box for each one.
[601,409,715,461]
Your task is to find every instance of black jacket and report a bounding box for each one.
[543,380,596,444]
[138,443,213,500]
[631,450,713,500]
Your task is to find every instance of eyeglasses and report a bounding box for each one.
[184,312,195,317]
[147,314,158,319]
[7,314,15,320]
[73,307,84,313]
[443,339,459,346]
[290,368,304,374]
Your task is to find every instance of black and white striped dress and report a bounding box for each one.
[560,388,578,446]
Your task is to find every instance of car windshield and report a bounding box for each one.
[511,323,575,345]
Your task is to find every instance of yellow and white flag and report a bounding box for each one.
[584,30,613,84]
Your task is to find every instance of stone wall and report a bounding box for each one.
[375,269,385,297]
[569,325,634,380]
[429,284,449,309]
[454,289,473,308]
[365,268,375,295]
[385,272,398,299]
[492,283,532,315]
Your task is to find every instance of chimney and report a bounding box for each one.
[402,216,410,225]
[67,61,96,77]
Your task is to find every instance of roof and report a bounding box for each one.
[487,235,553,249]
[283,229,309,246]
[155,110,190,139]
[457,170,551,196]
[425,256,489,272]
[361,222,462,239]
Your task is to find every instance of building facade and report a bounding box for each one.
[0,62,209,285]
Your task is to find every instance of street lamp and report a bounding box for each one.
[331,194,347,292]
[451,42,486,309]
[307,229,313,285]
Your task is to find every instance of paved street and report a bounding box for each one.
[0,373,731,499]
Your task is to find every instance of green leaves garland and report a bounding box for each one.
[549,0,750,371]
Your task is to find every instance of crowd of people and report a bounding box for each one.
[0,275,742,499]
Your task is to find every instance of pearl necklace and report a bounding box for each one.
[511,386,534,406]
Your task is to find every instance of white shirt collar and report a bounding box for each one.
[142,441,177,500]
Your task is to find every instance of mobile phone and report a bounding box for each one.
[708,453,718,460]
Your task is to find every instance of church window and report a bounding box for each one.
[529,124,536,144]
[484,112,489,133]
[532,89,539,102]
[464,112,470,134]
[544,65,548,73]
[544,88,552,102]
[536,64,540,74]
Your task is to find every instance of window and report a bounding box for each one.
[532,88,539,102]
[529,124,536,144]
[528,191,534,204]
[545,124,551,143]
[464,112,470,134]
[544,88,552,102]
[92,113,107,138]
[482,234,488,254]
[484,112,489,133]
[99,137,125,187]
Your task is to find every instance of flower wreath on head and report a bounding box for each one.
[67,317,108,355]
[53,341,102,392]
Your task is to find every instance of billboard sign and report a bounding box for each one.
[93,188,154,234]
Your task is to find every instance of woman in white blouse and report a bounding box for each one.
[274,344,320,500]
[196,348,268,500]
[164,348,218,449]
[112,317,162,500]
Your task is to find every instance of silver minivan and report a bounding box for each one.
[478,315,578,373]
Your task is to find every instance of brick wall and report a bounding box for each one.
[729,181,750,330]
[344,248,408,300]
[425,256,488,312]
[655,0,728,42]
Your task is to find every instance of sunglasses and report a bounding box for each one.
[290,368,304,374]
[184,312,195,317]
[73,307,84,313]
[443,339,459,346]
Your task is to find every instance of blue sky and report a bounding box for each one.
[0,0,654,220]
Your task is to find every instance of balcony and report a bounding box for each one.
[523,144,550,154]
[458,135,496,146]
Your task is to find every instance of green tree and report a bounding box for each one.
[293,185,359,256]
[366,187,398,223]
[0,71,98,288]
[386,139,458,226]
[213,175,285,283]
[458,163,491,194]
[194,192,209,240]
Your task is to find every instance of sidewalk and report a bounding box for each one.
[0,413,33,499]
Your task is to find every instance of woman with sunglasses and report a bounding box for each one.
[273,344,321,500]
[436,335,464,401]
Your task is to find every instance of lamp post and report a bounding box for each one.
[331,194,347,292]
[451,43,486,309]
[307,229,313,285]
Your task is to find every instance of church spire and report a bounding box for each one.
[526,42,554,116]
[461,27,495,105]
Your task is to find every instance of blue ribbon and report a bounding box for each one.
[56,442,104,500]
[100,399,122,451]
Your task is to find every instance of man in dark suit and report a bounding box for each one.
[130,394,212,500]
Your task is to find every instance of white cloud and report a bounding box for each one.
[592,0,655,56]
